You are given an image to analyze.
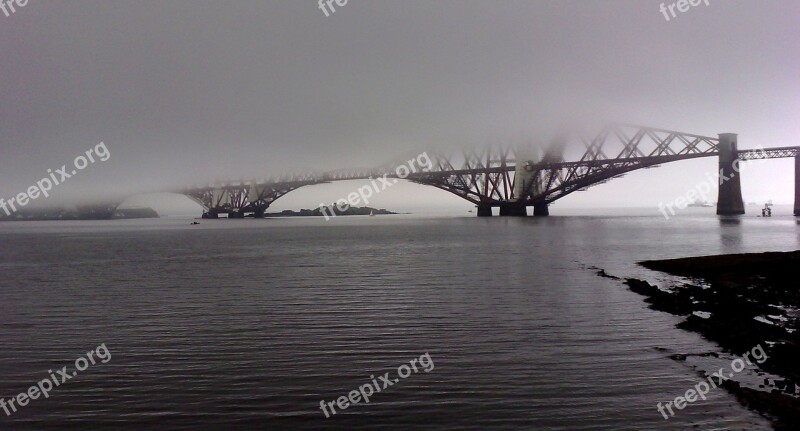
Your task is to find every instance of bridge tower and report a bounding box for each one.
[497,147,542,217]
[795,154,800,216]
[716,133,745,215]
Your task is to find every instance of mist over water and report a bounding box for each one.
[2,1,799,429]
[1,1,799,208]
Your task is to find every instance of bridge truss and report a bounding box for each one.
[406,126,723,210]
[176,125,798,217]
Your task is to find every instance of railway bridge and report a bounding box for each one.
[179,125,800,218]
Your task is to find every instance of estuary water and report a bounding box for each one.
[1,209,798,430]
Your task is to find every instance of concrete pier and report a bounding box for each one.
[476,202,548,217]
[716,133,745,215]
[499,203,527,216]
[795,155,800,216]
[477,204,493,217]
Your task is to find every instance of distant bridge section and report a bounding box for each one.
[183,175,323,218]
[174,125,800,218]
[714,135,800,216]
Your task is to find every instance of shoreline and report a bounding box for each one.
[600,250,800,429]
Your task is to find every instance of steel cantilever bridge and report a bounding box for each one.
[176,124,800,218]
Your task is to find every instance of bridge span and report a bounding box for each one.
[175,125,800,219]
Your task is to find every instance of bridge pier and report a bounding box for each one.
[477,204,493,217]
[533,202,549,217]
[499,203,527,217]
[795,155,800,216]
[716,133,745,215]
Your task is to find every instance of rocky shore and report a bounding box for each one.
[602,251,800,429]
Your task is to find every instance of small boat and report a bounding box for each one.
[688,199,713,208]
[369,210,375,217]
[191,221,200,225]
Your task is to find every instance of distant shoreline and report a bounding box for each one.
[0,207,159,222]
[262,206,400,218]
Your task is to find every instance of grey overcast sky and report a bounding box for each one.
[1,0,798,213]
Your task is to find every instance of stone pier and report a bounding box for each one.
[795,154,800,216]
[716,133,745,215]
[477,204,493,217]
[499,203,527,217]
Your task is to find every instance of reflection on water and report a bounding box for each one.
[1,213,797,430]
[719,216,742,225]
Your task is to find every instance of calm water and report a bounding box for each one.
[1,210,798,430]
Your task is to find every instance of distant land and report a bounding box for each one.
[264,206,399,218]
[0,206,159,222]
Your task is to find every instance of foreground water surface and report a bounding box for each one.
[1,210,798,430]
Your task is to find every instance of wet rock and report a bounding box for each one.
[595,269,620,279]
[600,251,800,428]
